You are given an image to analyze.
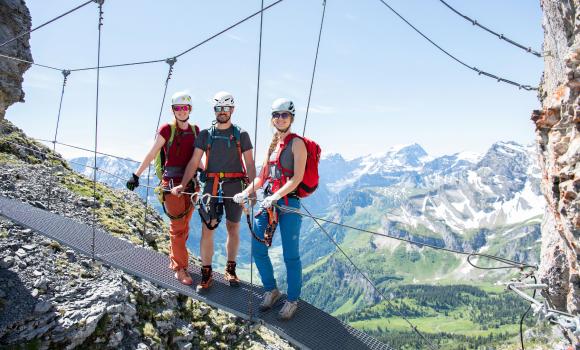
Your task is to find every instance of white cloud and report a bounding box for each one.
[299,105,336,115]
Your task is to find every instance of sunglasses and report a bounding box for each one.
[172,105,191,112]
[272,112,292,120]
[214,106,232,112]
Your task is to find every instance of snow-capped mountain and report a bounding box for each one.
[319,141,543,230]
[68,140,545,275]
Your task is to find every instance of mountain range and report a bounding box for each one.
[69,140,545,348]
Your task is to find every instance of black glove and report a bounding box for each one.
[126,173,139,191]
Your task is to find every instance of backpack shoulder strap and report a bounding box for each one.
[231,124,246,175]
[232,124,242,141]
[276,133,298,161]
[206,126,216,148]
[166,123,177,150]
[274,133,299,175]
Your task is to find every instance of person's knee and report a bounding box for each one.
[201,229,214,239]
[170,226,189,238]
[226,221,240,233]
[283,254,300,265]
[252,243,268,259]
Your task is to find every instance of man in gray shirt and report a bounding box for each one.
[172,91,256,292]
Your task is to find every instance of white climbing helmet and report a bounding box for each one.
[171,91,192,106]
[213,91,235,107]
[271,98,295,115]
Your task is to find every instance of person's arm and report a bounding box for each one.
[135,135,166,176]
[180,148,204,186]
[241,147,270,196]
[268,138,306,199]
[242,148,256,188]
[170,148,203,196]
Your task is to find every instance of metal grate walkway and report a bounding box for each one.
[0,196,393,350]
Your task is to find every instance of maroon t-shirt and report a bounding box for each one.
[158,123,198,180]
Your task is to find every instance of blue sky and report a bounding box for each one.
[5,0,543,162]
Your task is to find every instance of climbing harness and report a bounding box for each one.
[199,124,249,230]
[245,203,279,247]
[154,179,197,221]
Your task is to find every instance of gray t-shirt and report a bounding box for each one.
[269,137,295,179]
[195,125,253,173]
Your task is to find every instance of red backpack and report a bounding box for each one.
[272,133,321,198]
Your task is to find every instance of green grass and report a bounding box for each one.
[351,315,520,337]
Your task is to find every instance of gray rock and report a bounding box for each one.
[108,331,123,347]
[176,341,192,350]
[22,244,36,251]
[204,325,213,342]
[0,255,14,268]
[34,300,52,314]
[15,248,27,259]
[33,276,49,289]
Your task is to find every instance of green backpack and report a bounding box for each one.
[154,122,198,181]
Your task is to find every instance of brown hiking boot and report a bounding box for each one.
[174,268,193,286]
[196,266,213,293]
[224,261,240,287]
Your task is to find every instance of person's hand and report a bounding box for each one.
[233,191,249,204]
[171,184,184,197]
[261,193,281,209]
[126,173,139,191]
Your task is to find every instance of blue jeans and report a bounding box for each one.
[252,197,302,301]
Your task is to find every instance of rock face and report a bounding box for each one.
[0,0,32,120]
[535,0,580,346]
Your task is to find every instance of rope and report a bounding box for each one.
[374,0,538,91]
[0,0,94,49]
[91,0,104,261]
[142,57,176,246]
[248,0,266,329]
[66,0,286,72]
[301,204,439,350]
[303,0,327,136]
[0,53,63,71]
[274,204,536,270]
[47,70,71,211]
[69,58,166,72]
[436,0,542,57]
[35,138,140,164]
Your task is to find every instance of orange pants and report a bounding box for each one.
[163,190,194,271]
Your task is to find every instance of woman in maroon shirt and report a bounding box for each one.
[126,91,199,286]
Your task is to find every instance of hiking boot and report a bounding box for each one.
[278,300,298,320]
[259,289,281,311]
[196,266,213,293]
[174,268,193,286]
[224,261,240,287]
